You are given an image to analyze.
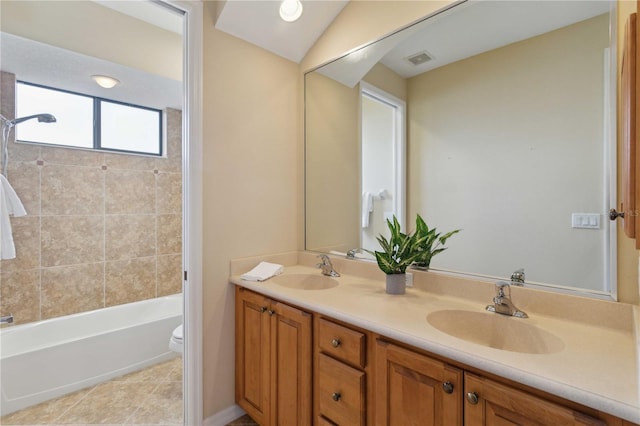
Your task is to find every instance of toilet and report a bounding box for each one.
[169,324,183,354]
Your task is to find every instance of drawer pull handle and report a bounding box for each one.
[442,381,454,394]
[466,392,479,405]
[331,338,341,348]
[331,392,341,402]
[267,309,276,316]
[259,306,267,313]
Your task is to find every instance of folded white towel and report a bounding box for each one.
[362,191,373,228]
[241,261,284,281]
[1,174,27,260]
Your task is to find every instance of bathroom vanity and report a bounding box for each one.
[231,254,640,426]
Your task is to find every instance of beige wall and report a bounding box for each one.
[0,0,182,81]
[407,14,608,291]
[305,71,360,252]
[0,72,183,325]
[202,2,299,417]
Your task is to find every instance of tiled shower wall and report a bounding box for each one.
[0,71,183,325]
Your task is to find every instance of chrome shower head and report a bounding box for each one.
[8,113,57,127]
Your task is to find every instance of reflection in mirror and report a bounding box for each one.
[305,0,616,298]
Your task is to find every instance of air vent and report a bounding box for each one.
[406,51,433,66]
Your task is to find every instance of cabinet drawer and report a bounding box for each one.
[318,318,366,368]
[318,354,365,426]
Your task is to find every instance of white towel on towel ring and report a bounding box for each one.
[1,174,27,260]
[362,191,373,228]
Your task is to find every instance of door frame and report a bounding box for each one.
[162,1,203,424]
[359,81,407,230]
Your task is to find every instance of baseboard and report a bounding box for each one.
[203,404,246,426]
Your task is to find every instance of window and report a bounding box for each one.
[16,81,163,156]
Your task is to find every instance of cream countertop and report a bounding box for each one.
[229,252,640,423]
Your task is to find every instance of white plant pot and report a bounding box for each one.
[386,273,406,295]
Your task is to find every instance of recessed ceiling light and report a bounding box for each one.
[279,0,303,22]
[92,75,120,89]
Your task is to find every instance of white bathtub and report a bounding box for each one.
[0,294,182,416]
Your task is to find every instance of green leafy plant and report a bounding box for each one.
[412,214,460,269]
[365,216,423,274]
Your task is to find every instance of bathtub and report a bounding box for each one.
[0,294,182,416]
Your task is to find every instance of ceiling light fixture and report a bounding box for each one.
[92,75,120,89]
[279,0,303,22]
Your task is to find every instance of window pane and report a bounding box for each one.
[15,83,93,148]
[100,101,161,155]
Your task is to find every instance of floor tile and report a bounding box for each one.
[124,382,183,425]
[0,387,90,425]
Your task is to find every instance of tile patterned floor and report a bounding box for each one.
[0,357,183,425]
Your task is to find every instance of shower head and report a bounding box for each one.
[8,114,57,127]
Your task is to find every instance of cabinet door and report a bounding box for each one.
[375,340,463,426]
[235,287,271,425]
[270,300,312,426]
[464,373,605,426]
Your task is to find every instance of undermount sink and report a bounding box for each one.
[272,274,339,290]
[427,309,564,354]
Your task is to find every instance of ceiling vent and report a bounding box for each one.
[406,51,433,66]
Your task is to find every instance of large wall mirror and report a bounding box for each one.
[305,0,617,299]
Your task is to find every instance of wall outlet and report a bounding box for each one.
[405,272,414,287]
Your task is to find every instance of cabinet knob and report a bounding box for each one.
[259,306,267,313]
[466,392,479,405]
[331,392,341,402]
[331,338,341,348]
[267,309,276,316]
[442,381,454,394]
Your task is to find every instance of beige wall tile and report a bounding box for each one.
[156,172,182,214]
[105,257,156,306]
[41,216,104,267]
[0,216,40,273]
[157,254,182,296]
[105,169,155,214]
[41,165,104,215]
[8,141,40,164]
[104,152,157,171]
[105,214,156,261]
[157,214,181,255]
[1,71,15,121]
[41,263,104,319]
[157,108,182,173]
[0,270,40,324]
[41,145,104,167]
[6,162,40,215]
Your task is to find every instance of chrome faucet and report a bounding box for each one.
[510,268,525,286]
[346,248,362,259]
[317,254,340,277]
[486,281,528,318]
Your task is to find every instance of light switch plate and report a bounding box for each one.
[571,213,600,229]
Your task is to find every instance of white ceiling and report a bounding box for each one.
[316,0,611,87]
[0,33,182,110]
[380,0,611,79]
[215,0,349,63]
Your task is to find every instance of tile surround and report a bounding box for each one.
[0,72,183,325]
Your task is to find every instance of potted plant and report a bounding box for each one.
[365,216,423,294]
[411,214,460,270]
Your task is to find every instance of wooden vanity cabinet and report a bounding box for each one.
[235,287,312,426]
[235,288,637,426]
[314,316,371,426]
[464,373,605,426]
[374,340,463,426]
